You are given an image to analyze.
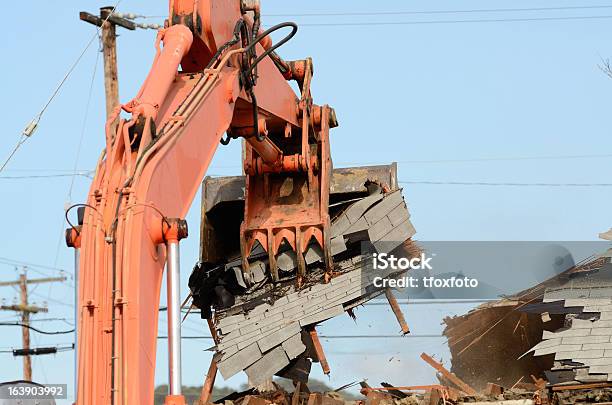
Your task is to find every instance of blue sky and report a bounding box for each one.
[1,0,612,403]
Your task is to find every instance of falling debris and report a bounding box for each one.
[189,164,418,387]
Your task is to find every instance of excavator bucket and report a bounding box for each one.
[199,163,401,277]
[190,162,418,384]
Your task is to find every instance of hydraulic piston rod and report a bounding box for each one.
[167,241,182,397]
[160,218,188,405]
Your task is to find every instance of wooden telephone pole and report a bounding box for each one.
[0,271,66,380]
[79,7,136,132]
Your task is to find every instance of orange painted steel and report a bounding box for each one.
[71,1,336,404]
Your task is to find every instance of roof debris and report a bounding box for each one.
[190,164,418,387]
[443,242,612,401]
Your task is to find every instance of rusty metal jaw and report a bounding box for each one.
[239,101,335,284]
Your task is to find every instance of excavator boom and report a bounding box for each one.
[66,1,336,404]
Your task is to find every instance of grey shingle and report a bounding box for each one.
[373,218,416,252]
[535,344,581,356]
[330,192,383,238]
[344,217,369,235]
[591,327,612,336]
[582,305,612,313]
[577,357,612,366]
[387,203,409,227]
[217,314,246,329]
[542,329,590,339]
[561,336,610,345]
[368,217,394,242]
[329,236,347,256]
[571,319,601,329]
[586,365,612,374]
[299,305,345,326]
[544,289,591,301]
[240,313,284,336]
[218,343,262,379]
[305,243,324,264]
[555,349,604,360]
[582,343,612,351]
[282,333,306,360]
[364,190,403,225]
[590,288,612,298]
[276,250,298,272]
[257,323,301,353]
[564,298,612,307]
[283,305,305,319]
[244,346,290,386]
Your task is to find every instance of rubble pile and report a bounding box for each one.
[202,378,549,405]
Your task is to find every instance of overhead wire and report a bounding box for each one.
[340,153,612,165]
[67,36,101,202]
[203,153,612,170]
[0,344,74,354]
[4,153,610,177]
[0,257,72,280]
[0,172,93,180]
[399,180,612,187]
[264,5,612,17]
[137,4,612,19]
[31,291,74,308]
[0,322,74,335]
[288,15,612,27]
[0,137,28,173]
[0,0,123,174]
[28,318,75,326]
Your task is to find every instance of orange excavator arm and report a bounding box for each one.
[65,1,336,404]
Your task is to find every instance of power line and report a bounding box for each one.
[264,5,612,17]
[0,137,28,173]
[0,259,74,288]
[30,291,75,308]
[0,274,67,380]
[28,318,75,326]
[0,257,70,275]
[348,153,612,165]
[68,39,101,201]
[0,344,74,355]
[202,153,612,170]
[287,14,612,27]
[399,180,612,187]
[0,322,74,335]
[1,169,93,172]
[139,4,612,19]
[0,0,122,174]
[0,172,93,180]
[5,153,608,176]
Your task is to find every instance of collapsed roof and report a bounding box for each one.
[443,243,612,390]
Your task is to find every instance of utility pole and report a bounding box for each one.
[79,7,136,133]
[0,271,66,381]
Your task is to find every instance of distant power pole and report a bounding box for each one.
[0,271,66,380]
[79,7,136,133]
